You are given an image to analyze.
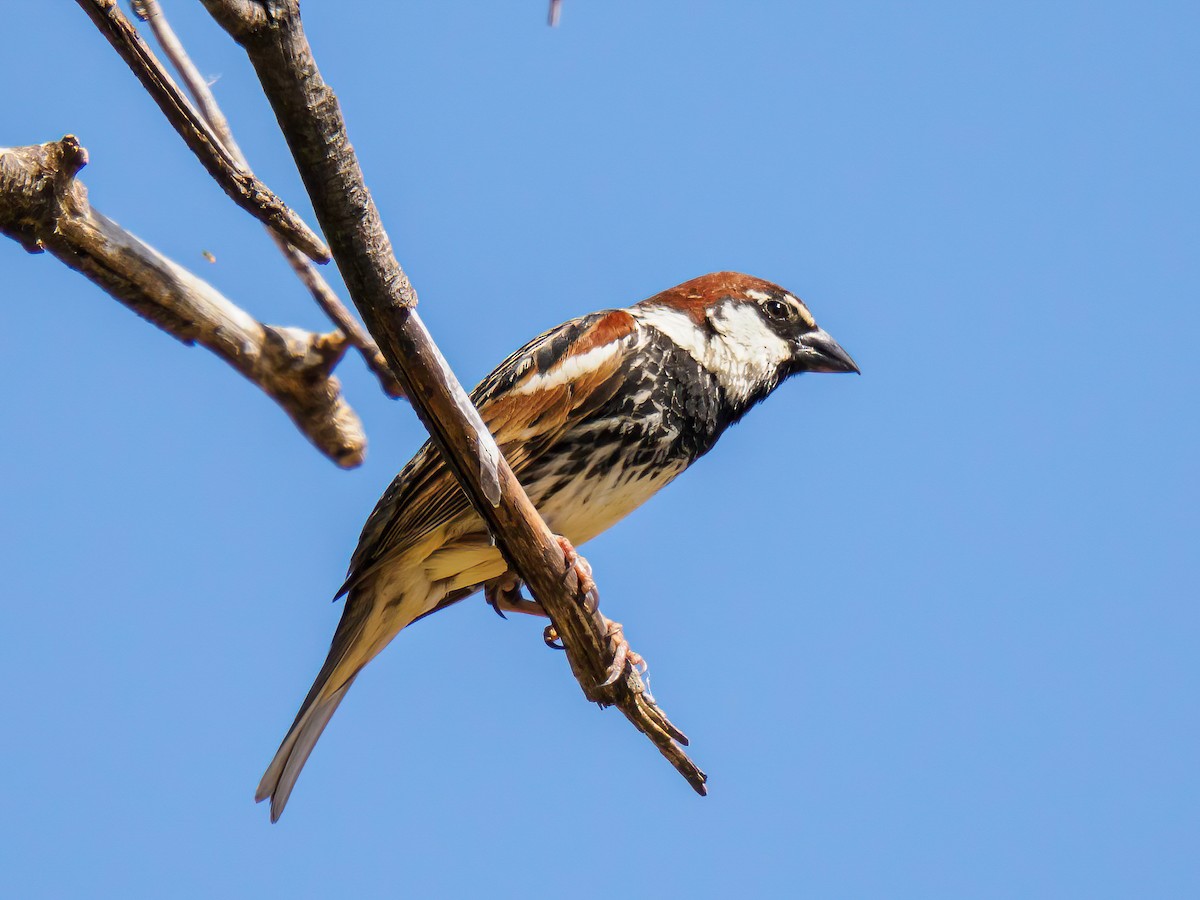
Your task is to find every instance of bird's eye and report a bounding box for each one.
[762,299,792,321]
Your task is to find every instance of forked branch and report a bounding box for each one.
[131,0,403,400]
[74,0,330,264]
[0,137,366,468]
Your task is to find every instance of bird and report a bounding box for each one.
[256,271,858,820]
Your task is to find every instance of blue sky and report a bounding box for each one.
[2,1,1197,897]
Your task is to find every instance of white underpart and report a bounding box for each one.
[633,302,792,405]
[417,446,685,595]
[532,450,686,548]
[510,341,623,395]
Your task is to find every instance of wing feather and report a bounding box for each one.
[337,309,638,597]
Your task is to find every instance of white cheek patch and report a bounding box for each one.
[710,301,793,373]
[635,303,791,404]
[510,341,622,395]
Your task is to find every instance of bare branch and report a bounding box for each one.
[0,137,366,469]
[199,0,268,37]
[73,0,330,264]
[273,238,404,398]
[201,0,707,793]
[131,0,246,160]
[131,0,403,399]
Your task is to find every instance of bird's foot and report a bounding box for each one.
[555,535,599,613]
[484,571,545,619]
[597,616,647,688]
[543,624,565,650]
[483,572,565,653]
[552,536,647,689]
[540,615,646,687]
[492,537,650,692]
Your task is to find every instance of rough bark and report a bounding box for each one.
[0,137,366,468]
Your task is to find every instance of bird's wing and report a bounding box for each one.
[337,308,639,597]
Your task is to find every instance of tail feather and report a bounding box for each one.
[256,676,356,822]
[256,590,374,822]
[256,579,425,821]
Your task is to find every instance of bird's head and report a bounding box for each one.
[633,271,859,414]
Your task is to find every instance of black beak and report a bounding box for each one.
[798,328,860,374]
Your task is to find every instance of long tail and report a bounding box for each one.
[255,670,357,823]
[256,585,385,822]
[256,579,478,821]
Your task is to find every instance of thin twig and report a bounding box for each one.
[0,137,366,468]
[74,0,330,264]
[273,240,405,397]
[131,0,403,399]
[200,0,707,794]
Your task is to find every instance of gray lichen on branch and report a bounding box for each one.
[0,137,366,468]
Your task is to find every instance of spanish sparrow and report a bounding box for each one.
[257,271,858,820]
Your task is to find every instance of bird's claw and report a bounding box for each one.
[551,536,648,690]
[485,572,548,619]
[598,617,646,688]
[484,571,525,619]
[545,617,646,690]
[556,535,599,613]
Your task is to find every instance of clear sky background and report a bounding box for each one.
[2,2,1197,897]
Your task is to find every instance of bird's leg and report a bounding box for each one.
[484,571,544,619]
[555,535,598,612]
[486,540,649,689]
[483,571,567,650]
[554,536,647,688]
